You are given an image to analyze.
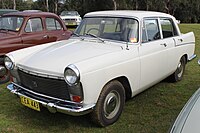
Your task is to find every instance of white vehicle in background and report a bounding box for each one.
[60,11,82,27]
[5,10,196,127]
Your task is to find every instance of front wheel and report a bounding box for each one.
[91,80,125,127]
[168,56,186,82]
[0,69,10,84]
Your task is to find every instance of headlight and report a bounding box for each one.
[64,64,80,86]
[4,56,15,70]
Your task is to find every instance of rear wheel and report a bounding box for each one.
[168,56,186,82]
[91,80,125,127]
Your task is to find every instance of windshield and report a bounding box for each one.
[75,17,139,43]
[0,16,24,32]
[60,11,79,16]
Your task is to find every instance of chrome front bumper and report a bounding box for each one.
[7,82,95,116]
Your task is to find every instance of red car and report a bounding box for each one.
[0,11,71,83]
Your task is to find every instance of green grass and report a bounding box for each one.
[0,24,200,133]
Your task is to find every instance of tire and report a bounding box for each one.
[168,56,186,82]
[91,80,125,127]
[0,57,10,84]
[0,69,10,84]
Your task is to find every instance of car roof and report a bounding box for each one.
[2,11,58,18]
[84,10,174,20]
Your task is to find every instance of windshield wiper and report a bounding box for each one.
[85,33,105,43]
[71,32,85,40]
[71,32,80,37]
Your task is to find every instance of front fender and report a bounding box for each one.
[77,48,140,105]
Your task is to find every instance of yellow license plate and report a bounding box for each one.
[20,96,40,111]
[66,22,75,25]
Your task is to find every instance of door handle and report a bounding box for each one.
[178,38,183,42]
[160,43,167,47]
[43,35,49,39]
[62,33,66,36]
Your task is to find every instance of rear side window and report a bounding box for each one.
[142,19,161,43]
[25,18,43,32]
[160,18,178,38]
[46,18,62,31]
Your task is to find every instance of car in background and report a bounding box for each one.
[0,9,18,16]
[169,87,200,133]
[60,11,82,27]
[0,11,71,84]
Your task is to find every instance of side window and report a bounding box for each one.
[160,18,178,38]
[142,19,160,42]
[46,18,62,31]
[25,18,43,32]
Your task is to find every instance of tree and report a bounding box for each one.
[13,0,16,9]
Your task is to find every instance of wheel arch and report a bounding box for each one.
[183,54,188,64]
[106,76,132,100]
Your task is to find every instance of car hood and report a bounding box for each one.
[17,38,122,77]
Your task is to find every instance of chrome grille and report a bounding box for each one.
[18,70,70,100]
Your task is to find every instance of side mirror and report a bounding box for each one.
[198,59,200,65]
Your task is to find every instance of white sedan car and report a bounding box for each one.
[5,10,196,127]
[60,11,82,26]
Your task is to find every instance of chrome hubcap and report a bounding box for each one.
[104,90,120,119]
[177,61,183,78]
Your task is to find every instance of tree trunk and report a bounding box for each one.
[13,0,16,10]
[46,0,49,12]
[135,0,138,10]
[112,0,117,10]
[164,0,170,14]
[54,0,58,14]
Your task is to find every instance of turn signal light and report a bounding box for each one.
[72,95,82,103]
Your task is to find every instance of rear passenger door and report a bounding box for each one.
[21,17,49,47]
[160,18,179,72]
[139,18,170,89]
[45,17,69,42]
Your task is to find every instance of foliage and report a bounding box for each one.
[0,1,199,22]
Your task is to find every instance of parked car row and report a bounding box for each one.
[3,10,196,127]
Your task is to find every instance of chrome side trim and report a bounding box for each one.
[175,42,195,47]
[7,83,95,116]
[188,54,196,61]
